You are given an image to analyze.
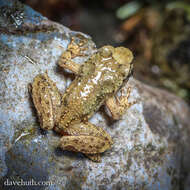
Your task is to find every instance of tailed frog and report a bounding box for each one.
[30,40,134,162]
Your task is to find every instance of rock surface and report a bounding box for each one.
[0,1,190,190]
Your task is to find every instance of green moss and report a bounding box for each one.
[158,146,166,156]
[146,143,156,152]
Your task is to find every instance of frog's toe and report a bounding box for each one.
[85,153,101,162]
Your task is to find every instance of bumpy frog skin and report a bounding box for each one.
[30,41,134,162]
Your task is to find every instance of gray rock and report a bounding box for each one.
[0,1,190,190]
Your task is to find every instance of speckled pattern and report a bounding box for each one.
[0,0,190,190]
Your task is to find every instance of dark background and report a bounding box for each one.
[20,0,190,104]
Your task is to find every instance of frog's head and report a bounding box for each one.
[99,46,134,79]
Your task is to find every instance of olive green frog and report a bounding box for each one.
[30,39,134,162]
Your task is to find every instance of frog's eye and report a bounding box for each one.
[99,46,114,58]
[112,47,133,65]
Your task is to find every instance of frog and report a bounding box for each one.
[30,39,135,162]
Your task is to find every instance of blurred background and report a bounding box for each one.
[19,0,190,104]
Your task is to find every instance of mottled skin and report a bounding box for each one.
[30,45,134,162]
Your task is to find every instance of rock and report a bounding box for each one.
[0,0,190,190]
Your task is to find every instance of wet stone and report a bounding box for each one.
[0,0,190,190]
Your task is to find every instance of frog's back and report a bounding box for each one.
[57,45,133,130]
[58,70,120,131]
[65,76,106,116]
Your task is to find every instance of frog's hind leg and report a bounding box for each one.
[30,72,62,130]
[59,122,113,162]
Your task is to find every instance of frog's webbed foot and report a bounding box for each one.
[59,122,113,162]
[106,86,137,120]
[30,72,62,130]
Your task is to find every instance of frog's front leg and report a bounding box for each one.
[106,86,136,120]
[58,51,80,74]
[58,37,86,74]
[30,73,62,130]
[59,122,113,162]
